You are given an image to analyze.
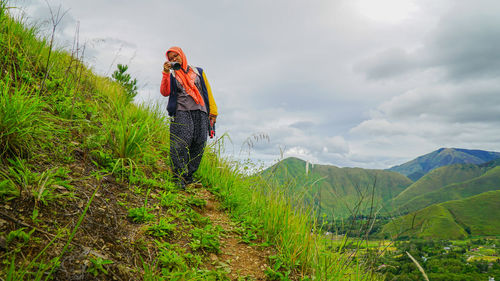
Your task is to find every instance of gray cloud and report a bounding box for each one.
[427,1,500,80]
[289,121,315,130]
[355,48,421,80]
[15,0,500,169]
[349,79,500,167]
[377,81,500,124]
[356,1,500,82]
[343,0,500,167]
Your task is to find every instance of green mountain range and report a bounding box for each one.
[389,162,490,211]
[263,149,500,238]
[382,190,500,239]
[395,164,500,213]
[262,157,413,218]
[389,148,500,181]
[382,157,500,239]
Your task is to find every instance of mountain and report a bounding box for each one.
[395,165,500,213]
[389,148,500,181]
[389,163,488,210]
[382,190,500,239]
[262,157,413,218]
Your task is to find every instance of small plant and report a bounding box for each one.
[264,255,292,281]
[2,157,36,195]
[142,258,160,281]
[90,149,115,170]
[111,64,138,103]
[132,184,144,195]
[235,218,262,244]
[186,195,207,208]
[182,252,203,268]
[87,257,114,277]
[159,191,183,209]
[0,179,18,199]
[128,206,155,223]
[112,157,137,180]
[147,218,176,237]
[152,243,205,275]
[241,227,259,244]
[128,188,155,223]
[157,248,187,272]
[190,225,222,254]
[6,228,35,245]
[182,208,210,227]
[32,168,67,206]
[2,159,73,205]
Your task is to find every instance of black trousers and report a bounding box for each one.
[169,110,209,181]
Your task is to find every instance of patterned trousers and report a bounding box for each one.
[169,110,209,181]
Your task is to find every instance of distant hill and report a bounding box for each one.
[389,163,489,210]
[389,148,500,181]
[261,157,413,218]
[381,190,500,239]
[395,165,500,213]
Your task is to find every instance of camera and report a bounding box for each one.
[170,62,181,71]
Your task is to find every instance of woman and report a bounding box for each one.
[160,46,218,188]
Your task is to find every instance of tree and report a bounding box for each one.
[111,64,138,102]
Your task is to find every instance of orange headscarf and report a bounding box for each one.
[166,47,205,106]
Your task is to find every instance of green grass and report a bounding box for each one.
[0,79,51,159]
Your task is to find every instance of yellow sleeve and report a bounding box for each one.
[202,71,218,116]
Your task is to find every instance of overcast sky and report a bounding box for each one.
[12,0,500,169]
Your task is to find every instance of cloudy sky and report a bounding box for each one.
[13,0,500,168]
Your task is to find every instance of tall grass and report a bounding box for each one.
[197,138,379,280]
[104,95,170,178]
[0,80,50,159]
[107,99,168,160]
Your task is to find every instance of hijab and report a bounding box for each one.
[166,46,205,106]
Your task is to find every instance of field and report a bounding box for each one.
[332,236,500,281]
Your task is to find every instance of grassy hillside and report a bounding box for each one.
[383,204,467,240]
[390,163,488,210]
[382,190,500,239]
[389,148,500,181]
[263,157,413,218]
[0,4,378,280]
[396,166,500,213]
[444,190,500,235]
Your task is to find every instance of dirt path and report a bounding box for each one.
[195,188,272,280]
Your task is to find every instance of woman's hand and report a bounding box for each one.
[163,61,171,73]
[209,114,217,124]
